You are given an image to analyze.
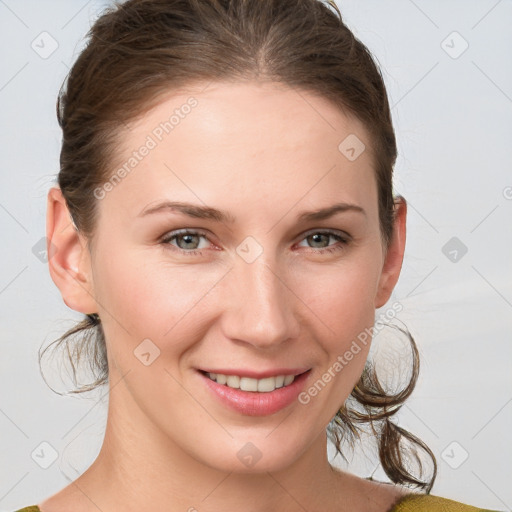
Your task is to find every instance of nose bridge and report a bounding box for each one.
[222,250,299,348]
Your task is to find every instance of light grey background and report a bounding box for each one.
[1,0,511,510]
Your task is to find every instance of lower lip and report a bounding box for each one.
[199,370,311,416]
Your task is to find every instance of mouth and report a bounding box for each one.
[201,371,304,393]
[197,368,312,416]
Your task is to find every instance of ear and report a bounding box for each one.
[374,196,407,309]
[46,186,98,314]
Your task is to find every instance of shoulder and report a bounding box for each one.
[388,493,503,512]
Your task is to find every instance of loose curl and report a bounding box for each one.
[40,0,437,492]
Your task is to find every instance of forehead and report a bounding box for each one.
[99,80,377,224]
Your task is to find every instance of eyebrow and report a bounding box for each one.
[138,200,366,223]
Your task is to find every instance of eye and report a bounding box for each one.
[296,230,351,253]
[160,228,351,256]
[161,229,212,254]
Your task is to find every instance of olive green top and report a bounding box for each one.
[13,493,503,512]
[390,493,502,511]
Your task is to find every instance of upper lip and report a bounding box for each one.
[199,368,311,379]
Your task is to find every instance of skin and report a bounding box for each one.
[44,80,409,512]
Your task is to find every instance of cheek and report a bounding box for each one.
[92,248,224,357]
[296,255,380,343]
[294,257,379,406]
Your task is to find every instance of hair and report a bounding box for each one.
[40,0,437,492]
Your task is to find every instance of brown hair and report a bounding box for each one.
[41,0,437,492]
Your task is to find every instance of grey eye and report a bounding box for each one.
[306,233,331,248]
[175,233,202,250]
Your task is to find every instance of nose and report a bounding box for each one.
[219,253,301,350]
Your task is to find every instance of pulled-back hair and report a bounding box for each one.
[40,0,437,492]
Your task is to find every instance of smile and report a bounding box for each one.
[205,372,296,392]
[198,369,311,416]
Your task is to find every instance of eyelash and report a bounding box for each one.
[160,229,351,256]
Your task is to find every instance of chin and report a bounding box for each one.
[187,429,313,475]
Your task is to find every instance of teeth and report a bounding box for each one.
[206,372,297,392]
[216,373,227,385]
[226,375,240,388]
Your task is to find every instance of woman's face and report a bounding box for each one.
[53,80,405,473]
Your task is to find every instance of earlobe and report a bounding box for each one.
[46,186,97,314]
[374,197,407,309]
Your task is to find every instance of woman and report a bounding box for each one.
[16,0,500,511]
